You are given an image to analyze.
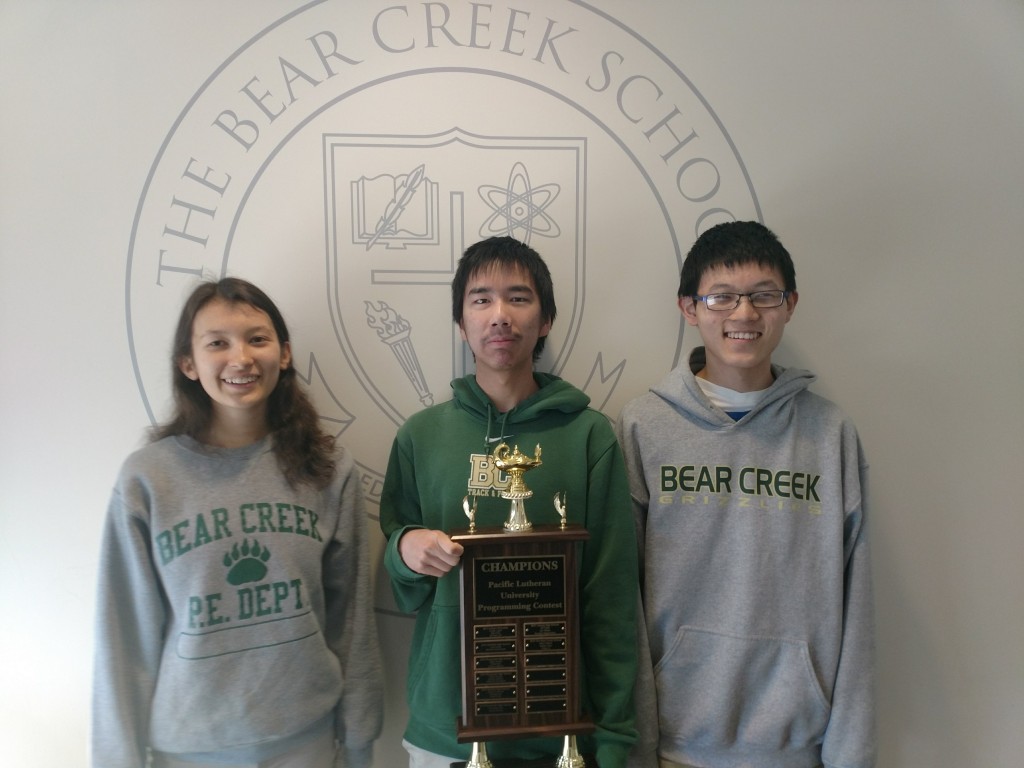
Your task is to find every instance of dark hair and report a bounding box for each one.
[153,277,336,489]
[451,236,557,360]
[678,221,797,298]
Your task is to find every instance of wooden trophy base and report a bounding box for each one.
[449,756,595,768]
[451,524,593,750]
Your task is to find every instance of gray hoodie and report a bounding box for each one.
[92,435,382,767]
[616,348,876,768]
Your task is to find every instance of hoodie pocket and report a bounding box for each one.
[654,626,830,750]
[407,605,463,726]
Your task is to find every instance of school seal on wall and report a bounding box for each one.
[126,0,761,506]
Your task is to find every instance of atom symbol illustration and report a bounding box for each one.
[478,162,561,245]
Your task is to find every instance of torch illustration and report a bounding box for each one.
[365,300,433,407]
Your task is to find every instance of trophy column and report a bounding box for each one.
[450,443,594,768]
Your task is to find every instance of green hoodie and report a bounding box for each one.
[381,373,638,767]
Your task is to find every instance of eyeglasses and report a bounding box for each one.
[692,290,789,311]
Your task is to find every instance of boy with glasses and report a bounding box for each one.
[617,221,876,768]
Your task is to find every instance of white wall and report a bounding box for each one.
[1,1,1022,766]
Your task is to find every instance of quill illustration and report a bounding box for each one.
[366,163,426,249]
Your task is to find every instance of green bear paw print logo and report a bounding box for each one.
[223,538,271,585]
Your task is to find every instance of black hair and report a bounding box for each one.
[678,221,797,298]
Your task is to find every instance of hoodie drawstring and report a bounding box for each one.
[482,406,512,462]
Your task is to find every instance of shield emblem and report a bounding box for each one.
[324,128,585,428]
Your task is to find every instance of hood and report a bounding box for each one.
[451,372,590,421]
[450,372,590,451]
[651,347,817,428]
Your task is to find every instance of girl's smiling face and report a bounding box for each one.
[179,297,291,440]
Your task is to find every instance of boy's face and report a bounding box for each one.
[459,263,551,381]
[680,262,797,392]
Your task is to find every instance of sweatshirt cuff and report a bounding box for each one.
[339,743,373,768]
[388,526,427,582]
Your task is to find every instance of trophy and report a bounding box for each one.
[492,443,541,532]
[451,442,593,768]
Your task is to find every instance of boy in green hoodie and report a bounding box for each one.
[380,236,639,768]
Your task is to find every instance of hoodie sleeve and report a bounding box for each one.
[379,431,436,613]
[91,484,164,768]
[613,404,652,581]
[323,455,384,768]
[579,421,641,768]
[822,431,877,768]
[614,404,661,768]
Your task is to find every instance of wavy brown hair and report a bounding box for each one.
[152,277,337,489]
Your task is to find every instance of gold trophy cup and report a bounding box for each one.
[491,442,542,532]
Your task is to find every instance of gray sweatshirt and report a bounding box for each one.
[616,349,876,768]
[92,435,382,767]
